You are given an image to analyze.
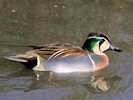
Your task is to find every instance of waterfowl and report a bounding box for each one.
[5,32,122,73]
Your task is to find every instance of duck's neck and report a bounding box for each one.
[94,54,109,71]
[92,43,109,71]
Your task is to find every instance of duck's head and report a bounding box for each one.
[82,32,123,55]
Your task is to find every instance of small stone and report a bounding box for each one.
[54,5,58,8]
[92,8,95,11]
[55,13,59,16]
[120,6,123,9]
[62,6,65,8]
[103,16,107,19]
[11,9,16,12]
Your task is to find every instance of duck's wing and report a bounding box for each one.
[5,43,87,71]
[4,43,85,63]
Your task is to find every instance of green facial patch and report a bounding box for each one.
[82,38,101,53]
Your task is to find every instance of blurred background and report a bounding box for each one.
[0,0,133,100]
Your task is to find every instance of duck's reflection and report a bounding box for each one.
[8,67,122,93]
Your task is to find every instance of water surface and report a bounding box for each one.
[0,0,133,100]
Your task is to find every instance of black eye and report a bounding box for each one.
[99,39,105,48]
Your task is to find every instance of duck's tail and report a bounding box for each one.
[4,51,37,62]
[4,55,28,62]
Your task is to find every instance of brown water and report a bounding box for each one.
[0,0,133,100]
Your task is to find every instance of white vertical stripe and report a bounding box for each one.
[88,54,96,67]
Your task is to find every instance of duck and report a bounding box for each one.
[5,32,123,73]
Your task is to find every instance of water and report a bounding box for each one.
[0,0,133,100]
